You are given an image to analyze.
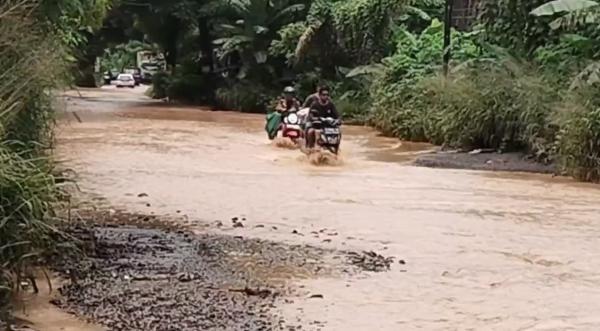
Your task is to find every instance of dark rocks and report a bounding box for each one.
[52,224,340,331]
[49,211,402,331]
[347,251,396,272]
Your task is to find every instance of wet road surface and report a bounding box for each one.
[55,87,600,330]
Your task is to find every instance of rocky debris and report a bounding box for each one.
[137,193,148,198]
[52,224,341,331]
[347,251,396,272]
[229,287,274,299]
[233,221,244,228]
[47,211,403,330]
[308,294,324,299]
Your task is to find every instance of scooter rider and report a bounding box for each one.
[276,86,301,113]
[306,86,340,149]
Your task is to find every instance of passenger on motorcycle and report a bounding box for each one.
[306,86,340,149]
[302,85,321,108]
[276,86,301,113]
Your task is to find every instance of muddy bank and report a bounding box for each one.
[46,212,396,331]
[414,150,556,174]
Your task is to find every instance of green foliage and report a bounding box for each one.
[269,22,307,63]
[213,0,306,79]
[369,20,484,138]
[151,72,171,99]
[383,20,481,83]
[479,0,557,55]
[215,83,274,112]
[533,33,597,83]
[101,40,152,72]
[291,0,408,67]
[1,0,76,313]
[168,74,215,104]
[531,0,600,30]
[531,0,599,16]
[557,87,600,181]
[332,0,407,64]
[0,144,64,308]
[371,60,560,156]
[41,0,112,47]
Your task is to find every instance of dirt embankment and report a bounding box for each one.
[414,150,556,174]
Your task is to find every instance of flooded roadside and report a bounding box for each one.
[52,87,600,330]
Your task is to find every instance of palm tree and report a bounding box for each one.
[212,0,306,79]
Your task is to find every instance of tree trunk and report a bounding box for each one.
[164,15,181,75]
[198,18,214,73]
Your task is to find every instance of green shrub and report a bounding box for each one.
[215,83,274,113]
[151,72,170,99]
[0,144,65,308]
[167,74,214,104]
[558,88,600,182]
[369,81,429,141]
[0,1,71,314]
[371,60,559,154]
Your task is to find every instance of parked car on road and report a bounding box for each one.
[116,73,135,88]
[124,68,142,85]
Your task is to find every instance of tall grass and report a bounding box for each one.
[0,0,70,317]
[370,60,559,158]
[557,88,600,182]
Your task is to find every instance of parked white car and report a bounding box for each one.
[116,73,135,88]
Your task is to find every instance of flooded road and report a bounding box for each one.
[56,87,600,330]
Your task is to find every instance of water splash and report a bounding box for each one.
[272,137,298,150]
[307,150,344,166]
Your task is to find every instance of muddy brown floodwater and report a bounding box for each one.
[52,87,600,330]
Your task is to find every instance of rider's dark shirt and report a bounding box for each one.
[309,100,339,119]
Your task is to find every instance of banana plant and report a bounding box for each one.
[213,0,306,78]
[531,0,600,89]
[531,0,600,29]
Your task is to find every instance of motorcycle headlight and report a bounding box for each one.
[287,113,298,124]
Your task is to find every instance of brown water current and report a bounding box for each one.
[54,87,600,330]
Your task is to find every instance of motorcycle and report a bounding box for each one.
[312,117,342,155]
[280,109,304,143]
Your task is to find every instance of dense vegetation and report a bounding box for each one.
[0,0,110,320]
[86,0,600,181]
